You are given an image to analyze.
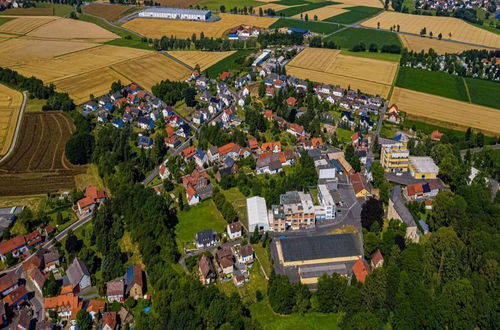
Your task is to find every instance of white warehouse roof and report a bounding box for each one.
[247,196,269,232]
[140,7,211,15]
[409,156,439,173]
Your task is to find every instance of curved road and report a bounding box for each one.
[0,90,27,164]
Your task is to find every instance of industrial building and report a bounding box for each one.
[275,233,362,284]
[270,191,315,232]
[408,156,439,179]
[138,7,212,21]
[246,196,269,232]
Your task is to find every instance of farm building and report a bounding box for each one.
[138,7,211,21]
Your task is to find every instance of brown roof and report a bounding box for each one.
[103,312,118,330]
[29,268,46,290]
[371,249,384,266]
[43,250,60,265]
[228,221,242,234]
[198,255,214,278]
[218,143,240,156]
[3,285,28,306]
[0,235,26,255]
[240,244,253,258]
[352,258,370,283]
[44,294,81,320]
[86,299,105,314]
[0,272,18,293]
[22,255,42,272]
[67,258,90,289]
[106,280,124,297]
[350,173,369,194]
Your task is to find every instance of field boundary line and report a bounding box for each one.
[50,113,63,170]
[0,90,26,165]
[51,43,105,59]
[387,64,400,100]
[59,112,75,170]
[462,77,472,103]
[22,16,62,36]
[162,51,195,71]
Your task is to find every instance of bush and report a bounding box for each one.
[125,297,137,309]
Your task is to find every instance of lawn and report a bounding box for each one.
[250,298,341,330]
[74,164,106,191]
[119,231,145,268]
[270,18,342,34]
[325,27,401,49]
[174,100,194,119]
[276,1,337,17]
[48,3,75,17]
[175,199,228,249]
[272,0,311,5]
[218,258,268,303]
[324,6,381,24]
[0,195,46,211]
[335,127,354,143]
[395,67,469,102]
[25,97,46,112]
[196,0,262,10]
[340,49,401,62]
[204,49,253,78]
[253,242,272,276]
[464,77,500,110]
[221,187,248,227]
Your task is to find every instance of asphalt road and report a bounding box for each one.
[460,144,500,156]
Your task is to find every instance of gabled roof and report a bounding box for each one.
[228,221,242,234]
[352,258,370,283]
[218,143,240,156]
[125,265,143,291]
[0,235,26,255]
[86,299,105,314]
[44,294,81,319]
[67,258,90,289]
[0,272,18,293]
[240,244,253,258]
[371,249,384,266]
[3,284,28,306]
[198,255,214,279]
[29,268,46,289]
[106,280,124,296]
[390,186,416,227]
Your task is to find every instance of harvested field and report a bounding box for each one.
[11,45,150,82]
[293,5,348,20]
[122,13,277,39]
[336,0,383,7]
[0,112,86,196]
[112,53,190,91]
[0,84,23,156]
[256,3,297,12]
[27,17,118,41]
[53,67,131,105]
[286,47,397,97]
[399,34,491,54]
[0,16,57,35]
[362,11,500,49]
[0,7,54,16]
[82,3,140,21]
[168,50,236,70]
[390,87,500,136]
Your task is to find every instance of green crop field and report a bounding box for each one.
[324,27,401,49]
[272,0,311,5]
[276,1,337,17]
[464,77,500,109]
[396,67,469,102]
[324,6,381,24]
[204,49,253,77]
[270,18,342,34]
[197,0,262,10]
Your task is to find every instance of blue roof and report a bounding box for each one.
[196,149,206,158]
[418,219,429,233]
[393,134,402,141]
[112,118,124,128]
[125,265,136,287]
[228,33,239,37]
[288,28,308,34]
[105,103,113,111]
[496,12,500,19]
[138,136,152,146]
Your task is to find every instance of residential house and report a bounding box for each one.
[265,87,275,97]
[0,272,19,296]
[303,137,323,150]
[349,173,371,198]
[137,136,153,149]
[195,229,219,249]
[217,157,239,180]
[182,146,197,161]
[385,104,400,124]
[381,142,409,173]
[44,294,81,322]
[106,280,125,303]
[66,258,91,293]
[261,142,281,153]
[186,185,200,205]
[194,149,208,168]
[208,146,219,162]
[158,164,170,180]
[317,184,336,220]
[164,135,180,149]
[239,245,254,264]
[256,153,282,175]
[84,101,98,112]
[28,268,45,294]
[388,186,420,243]
[430,130,443,141]
[248,139,259,152]
[103,312,118,330]
[215,245,234,276]
[404,181,440,200]
[371,250,384,269]
[233,274,245,287]
[408,157,439,179]
[287,123,305,137]
[136,117,154,130]
[42,249,59,273]
[286,97,297,107]
[0,236,27,261]
[3,285,28,309]
[352,258,370,283]
[86,299,105,322]
[76,186,107,216]
[125,265,144,299]
[198,255,216,285]
[227,222,242,240]
[111,118,124,129]
[340,111,355,128]
[218,143,242,160]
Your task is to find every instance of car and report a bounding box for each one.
[279,235,287,240]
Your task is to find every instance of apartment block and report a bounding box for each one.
[270,191,315,232]
[317,184,336,220]
[381,142,409,173]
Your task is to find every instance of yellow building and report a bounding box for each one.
[408,156,439,179]
[381,142,409,173]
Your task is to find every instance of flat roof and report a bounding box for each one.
[409,156,439,173]
[280,234,361,262]
[247,196,268,227]
[299,262,350,278]
[141,7,211,15]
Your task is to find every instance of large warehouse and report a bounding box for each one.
[246,196,269,232]
[138,7,212,21]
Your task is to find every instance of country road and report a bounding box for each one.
[0,90,27,164]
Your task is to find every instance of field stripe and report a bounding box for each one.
[462,77,472,103]
[27,114,45,171]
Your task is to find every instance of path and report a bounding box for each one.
[0,90,27,164]
[462,77,472,103]
[460,144,500,156]
[161,51,194,71]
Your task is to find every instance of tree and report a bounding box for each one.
[438,32,442,40]
[76,310,92,330]
[65,230,83,255]
[342,312,384,330]
[420,27,427,36]
[439,279,475,329]
[220,5,226,13]
[268,274,295,314]
[65,132,94,165]
[56,212,65,225]
[317,273,347,313]
[428,191,466,230]
[377,22,380,29]
[314,15,318,21]
[361,198,384,231]
[42,272,60,297]
[304,14,308,21]
[345,145,361,172]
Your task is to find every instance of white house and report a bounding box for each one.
[227,222,242,240]
[238,245,254,264]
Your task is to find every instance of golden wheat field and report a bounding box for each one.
[362,12,500,48]
[286,48,397,97]
[122,13,278,39]
[112,53,191,91]
[336,0,383,8]
[399,34,491,54]
[292,5,348,20]
[27,18,118,41]
[0,84,23,156]
[0,16,57,35]
[168,50,236,70]
[256,3,296,12]
[390,88,500,135]
[53,67,131,105]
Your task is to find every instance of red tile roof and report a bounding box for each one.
[371,249,384,267]
[218,143,240,156]
[286,97,297,106]
[0,235,26,255]
[182,146,196,159]
[248,139,259,150]
[103,312,118,330]
[430,130,443,141]
[86,299,105,314]
[264,110,273,119]
[349,173,368,194]
[289,123,304,134]
[3,285,27,306]
[406,183,423,196]
[219,72,230,80]
[352,258,370,283]
[311,137,323,148]
[261,142,281,153]
[44,294,82,320]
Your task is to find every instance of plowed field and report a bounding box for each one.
[0,112,86,196]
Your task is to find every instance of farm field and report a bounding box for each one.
[399,34,492,54]
[276,1,337,17]
[269,18,342,34]
[168,50,236,70]
[256,3,298,11]
[324,6,381,24]
[0,84,23,156]
[197,0,262,10]
[82,3,141,21]
[390,88,500,135]
[122,13,277,39]
[464,78,500,110]
[292,5,348,20]
[340,49,401,62]
[362,11,500,48]
[0,112,86,196]
[286,47,397,97]
[0,16,57,35]
[396,67,469,102]
[324,27,401,49]
[112,53,191,91]
[27,17,118,41]
[53,67,131,105]
[334,0,383,7]
[205,49,254,77]
[0,7,54,16]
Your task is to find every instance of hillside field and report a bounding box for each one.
[0,84,23,156]
[82,3,141,21]
[464,78,500,109]
[324,27,401,49]
[362,11,500,49]
[204,50,254,77]
[390,88,500,135]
